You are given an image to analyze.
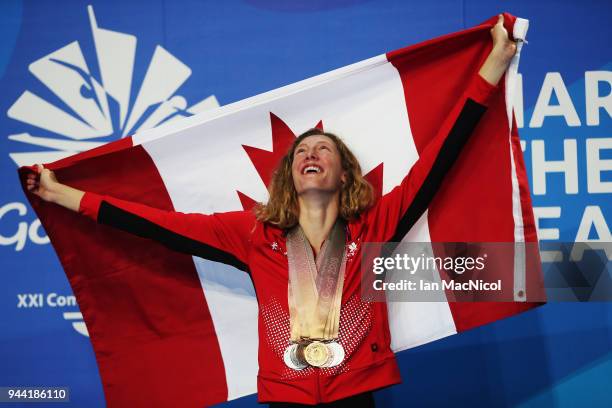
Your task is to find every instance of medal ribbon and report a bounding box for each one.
[286,219,347,342]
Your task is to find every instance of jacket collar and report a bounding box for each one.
[264,214,366,243]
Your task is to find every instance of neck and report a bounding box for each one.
[297,191,340,256]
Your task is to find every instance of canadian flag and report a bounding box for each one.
[19,13,541,408]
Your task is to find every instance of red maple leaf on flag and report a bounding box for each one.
[237,113,384,210]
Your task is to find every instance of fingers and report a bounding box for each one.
[491,14,504,34]
[26,163,42,192]
[27,166,40,181]
[25,164,42,179]
[494,14,504,31]
[26,176,38,188]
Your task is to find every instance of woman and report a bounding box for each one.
[26,15,517,407]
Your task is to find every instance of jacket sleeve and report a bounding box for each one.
[78,192,255,272]
[364,73,499,242]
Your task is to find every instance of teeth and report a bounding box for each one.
[303,166,321,174]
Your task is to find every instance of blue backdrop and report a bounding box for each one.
[1,1,610,407]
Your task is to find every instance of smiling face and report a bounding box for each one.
[254,128,374,228]
[291,135,347,196]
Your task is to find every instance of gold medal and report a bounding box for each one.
[304,341,330,367]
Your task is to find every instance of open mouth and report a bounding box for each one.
[302,165,322,175]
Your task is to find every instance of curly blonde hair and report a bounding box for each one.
[255,128,374,229]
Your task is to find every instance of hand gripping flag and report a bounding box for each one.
[19,13,541,407]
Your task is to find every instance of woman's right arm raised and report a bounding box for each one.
[26,164,254,272]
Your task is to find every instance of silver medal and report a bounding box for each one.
[322,341,345,368]
[283,344,308,370]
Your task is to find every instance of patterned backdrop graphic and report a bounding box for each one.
[0,0,610,407]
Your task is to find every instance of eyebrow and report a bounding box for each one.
[295,140,333,150]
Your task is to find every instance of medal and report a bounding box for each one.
[325,341,345,367]
[283,343,308,370]
[284,220,348,370]
[304,341,330,367]
[283,341,345,369]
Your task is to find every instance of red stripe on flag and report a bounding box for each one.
[388,17,541,332]
[19,144,228,407]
